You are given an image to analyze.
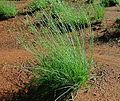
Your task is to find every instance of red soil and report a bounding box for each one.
[0,1,33,100]
[77,6,120,101]
[0,1,120,101]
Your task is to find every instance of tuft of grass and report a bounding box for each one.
[20,8,94,100]
[32,1,89,34]
[52,1,88,24]
[17,1,95,100]
[30,0,88,26]
[29,0,104,31]
[28,0,47,11]
[92,4,105,21]
[0,0,17,18]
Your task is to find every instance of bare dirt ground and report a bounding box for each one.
[0,1,33,100]
[0,1,120,101]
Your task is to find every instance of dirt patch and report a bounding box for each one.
[0,1,34,100]
[0,64,32,101]
[77,62,120,101]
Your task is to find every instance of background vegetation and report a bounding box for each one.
[0,0,17,18]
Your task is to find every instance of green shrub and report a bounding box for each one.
[0,0,17,18]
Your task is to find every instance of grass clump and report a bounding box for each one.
[91,4,105,22]
[29,0,104,34]
[31,0,89,34]
[28,0,47,11]
[20,8,93,100]
[30,0,89,27]
[0,0,17,18]
[36,2,88,26]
